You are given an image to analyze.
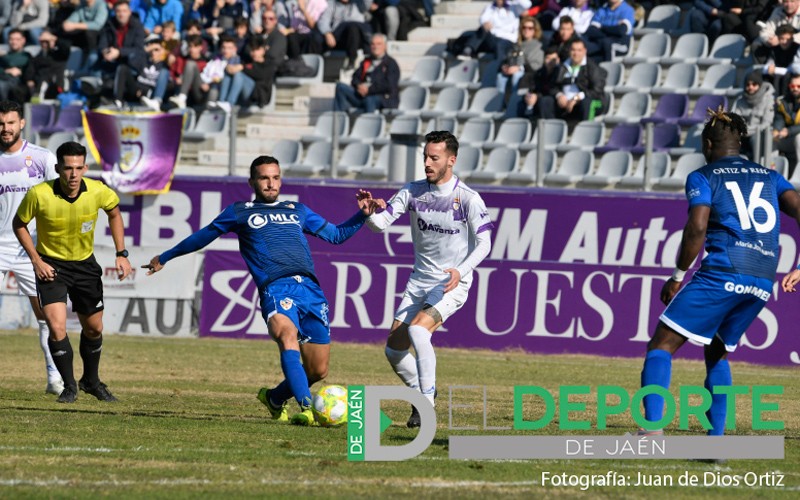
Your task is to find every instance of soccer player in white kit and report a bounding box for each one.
[0,100,64,395]
[366,131,494,427]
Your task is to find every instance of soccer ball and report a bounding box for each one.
[312,385,348,427]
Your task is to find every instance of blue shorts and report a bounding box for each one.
[260,275,331,345]
[660,269,773,352]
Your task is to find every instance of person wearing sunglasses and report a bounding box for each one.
[774,72,800,178]
[732,70,774,161]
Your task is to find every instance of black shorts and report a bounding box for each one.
[37,254,104,316]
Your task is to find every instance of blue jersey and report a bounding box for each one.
[160,200,367,289]
[685,156,794,280]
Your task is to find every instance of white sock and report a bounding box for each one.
[385,346,419,390]
[38,320,62,384]
[408,325,436,406]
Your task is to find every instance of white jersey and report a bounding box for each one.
[367,176,493,285]
[0,140,58,256]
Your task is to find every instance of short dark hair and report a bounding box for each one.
[559,15,574,27]
[114,0,130,8]
[247,38,265,52]
[56,141,87,165]
[186,34,203,47]
[425,131,459,156]
[219,35,237,47]
[7,28,24,39]
[249,155,279,179]
[776,24,797,37]
[702,107,747,148]
[0,100,23,117]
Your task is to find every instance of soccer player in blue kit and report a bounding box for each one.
[144,156,382,425]
[640,108,800,436]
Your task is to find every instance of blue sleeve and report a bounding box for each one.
[686,171,712,207]
[303,205,368,244]
[159,205,237,264]
[774,171,794,197]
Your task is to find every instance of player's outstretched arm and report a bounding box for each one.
[356,189,386,215]
[778,189,800,293]
[143,255,164,275]
[142,224,226,276]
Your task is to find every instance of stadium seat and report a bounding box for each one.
[457,87,505,120]
[430,59,480,90]
[168,107,197,132]
[29,104,56,133]
[599,61,624,93]
[483,118,532,150]
[399,56,445,88]
[786,157,800,189]
[651,63,699,96]
[544,150,594,186]
[271,139,303,166]
[40,104,84,135]
[642,93,689,125]
[613,62,661,94]
[506,150,556,184]
[652,153,707,190]
[285,140,331,175]
[556,120,605,153]
[687,64,737,97]
[299,111,349,143]
[662,33,709,65]
[46,131,79,153]
[580,151,633,188]
[458,117,494,148]
[669,123,704,156]
[275,53,323,85]
[361,144,390,179]
[520,119,568,152]
[678,95,728,127]
[183,108,229,141]
[420,87,469,120]
[467,147,519,183]
[771,154,789,178]
[634,4,681,36]
[425,116,458,135]
[623,33,671,65]
[386,85,430,117]
[631,123,681,155]
[594,123,642,154]
[619,152,671,189]
[340,113,386,145]
[453,145,482,175]
[603,92,651,125]
[336,142,374,175]
[374,116,421,147]
[697,34,746,66]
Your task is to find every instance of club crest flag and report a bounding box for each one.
[83,110,184,194]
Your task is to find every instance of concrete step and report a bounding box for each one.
[408,27,464,43]
[247,123,315,140]
[197,149,262,167]
[387,41,446,58]
[242,110,316,127]
[430,13,476,31]
[438,1,485,16]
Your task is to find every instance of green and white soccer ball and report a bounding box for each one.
[312,385,348,427]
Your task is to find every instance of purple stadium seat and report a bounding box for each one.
[642,94,689,125]
[631,123,681,155]
[29,104,56,133]
[594,124,642,154]
[678,95,728,127]
[40,104,84,135]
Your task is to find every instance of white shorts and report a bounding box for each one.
[0,252,37,297]
[394,277,470,325]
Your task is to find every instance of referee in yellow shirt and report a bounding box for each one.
[12,141,132,403]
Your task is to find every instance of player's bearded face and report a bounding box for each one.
[251,163,281,203]
[423,142,454,185]
[0,114,21,149]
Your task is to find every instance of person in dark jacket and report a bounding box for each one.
[537,38,607,126]
[95,1,146,81]
[24,27,71,100]
[217,38,275,111]
[333,33,400,113]
[774,72,800,178]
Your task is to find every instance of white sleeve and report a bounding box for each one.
[366,186,410,232]
[45,151,58,181]
[455,230,491,278]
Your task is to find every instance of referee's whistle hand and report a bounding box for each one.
[116,258,132,281]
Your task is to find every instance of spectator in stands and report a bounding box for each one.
[8,0,49,44]
[24,28,72,100]
[524,0,563,30]
[370,0,400,41]
[497,16,543,105]
[774,72,800,178]
[61,0,109,72]
[128,0,148,21]
[0,1,11,37]
[231,17,252,57]
[333,33,399,113]
[273,0,327,59]
[317,0,373,70]
[737,0,775,44]
[537,37,606,126]
[201,35,241,105]
[448,0,531,61]
[518,45,560,118]
[114,37,170,110]
[214,0,247,33]
[753,0,800,63]
[0,28,31,101]
[259,7,288,67]
[689,1,744,44]
[763,23,799,95]
[168,33,209,108]
[96,1,147,84]
[217,38,275,111]
[144,0,184,35]
[186,0,215,29]
[547,14,580,62]
[551,0,593,35]
[397,0,434,41]
[582,0,635,62]
[733,70,775,160]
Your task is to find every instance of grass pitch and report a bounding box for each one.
[0,330,797,499]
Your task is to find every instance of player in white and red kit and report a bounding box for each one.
[366,130,494,427]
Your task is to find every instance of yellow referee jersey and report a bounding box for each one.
[16,177,120,261]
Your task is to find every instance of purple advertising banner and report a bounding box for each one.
[184,177,800,367]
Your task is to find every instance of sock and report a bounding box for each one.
[38,320,62,385]
[384,346,420,390]
[641,349,672,425]
[48,336,75,389]
[270,380,293,406]
[79,331,103,388]
[280,349,312,409]
[704,359,732,436]
[408,325,436,406]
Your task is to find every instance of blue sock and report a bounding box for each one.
[280,350,312,409]
[641,349,672,424]
[704,359,731,436]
